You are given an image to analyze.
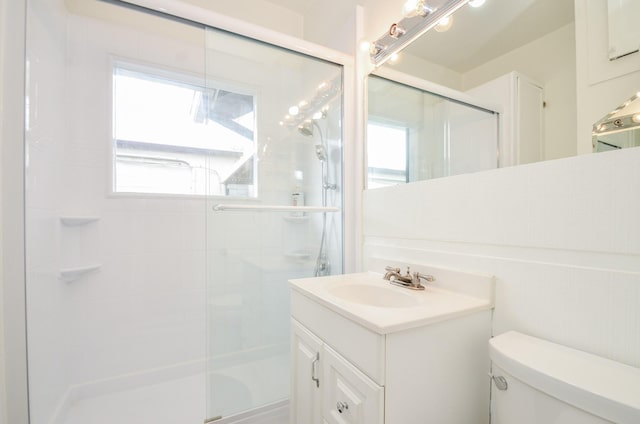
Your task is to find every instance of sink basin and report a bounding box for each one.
[327,283,421,308]
[289,271,495,334]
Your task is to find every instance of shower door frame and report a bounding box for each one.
[3,1,360,423]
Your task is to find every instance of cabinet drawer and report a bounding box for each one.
[322,345,384,424]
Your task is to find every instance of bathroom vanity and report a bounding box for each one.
[289,264,495,424]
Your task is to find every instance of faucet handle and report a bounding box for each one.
[414,272,435,283]
[385,266,400,273]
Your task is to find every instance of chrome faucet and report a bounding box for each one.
[384,266,434,291]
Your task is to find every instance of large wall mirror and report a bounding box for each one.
[367,0,578,187]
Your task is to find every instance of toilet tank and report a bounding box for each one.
[489,331,640,424]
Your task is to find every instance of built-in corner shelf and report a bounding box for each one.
[285,251,311,260]
[283,215,310,223]
[60,216,100,226]
[59,265,101,282]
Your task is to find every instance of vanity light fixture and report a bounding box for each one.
[369,0,471,66]
[592,90,640,138]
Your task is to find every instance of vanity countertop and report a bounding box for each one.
[289,270,494,334]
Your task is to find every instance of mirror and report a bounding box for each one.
[592,91,640,151]
[607,0,640,60]
[367,0,578,186]
[367,74,499,188]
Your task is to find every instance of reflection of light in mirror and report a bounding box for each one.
[288,106,299,116]
[434,16,453,32]
[389,53,400,64]
[633,113,640,123]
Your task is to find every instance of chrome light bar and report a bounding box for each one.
[370,0,470,67]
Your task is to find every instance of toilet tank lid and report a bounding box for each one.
[490,331,640,424]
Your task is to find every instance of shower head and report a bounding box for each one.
[297,120,314,137]
[298,120,327,161]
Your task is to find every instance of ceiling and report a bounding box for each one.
[401,0,575,73]
[263,0,318,14]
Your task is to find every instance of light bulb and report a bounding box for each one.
[389,23,406,39]
[389,53,400,63]
[402,0,432,18]
[468,0,486,8]
[288,106,299,116]
[633,113,640,123]
[434,16,453,32]
[369,42,384,56]
[359,40,372,53]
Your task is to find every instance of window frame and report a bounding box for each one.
[366,117,410,189]
[109,58,259,199]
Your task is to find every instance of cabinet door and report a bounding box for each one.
[516,76,544,164]
[291,319,323,424]
[322,345,384,424]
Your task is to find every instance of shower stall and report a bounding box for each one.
[23,1,345,423]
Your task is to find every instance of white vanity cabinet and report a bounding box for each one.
[289,269,495,424]
[291,319,384,424]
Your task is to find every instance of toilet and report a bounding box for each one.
[489,331,640,424]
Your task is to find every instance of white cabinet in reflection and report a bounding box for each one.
[467,71,544,166]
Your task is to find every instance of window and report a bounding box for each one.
[367,121,408,188]
[113,64,257,197]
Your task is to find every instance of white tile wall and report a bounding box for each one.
[363,147,640,368]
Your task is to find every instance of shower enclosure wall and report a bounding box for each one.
[24,1,344,423]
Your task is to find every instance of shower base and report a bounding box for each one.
[62,353,289,424]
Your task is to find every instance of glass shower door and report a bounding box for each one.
[202,26,343,422]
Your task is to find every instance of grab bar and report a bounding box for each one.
[212,204,340,213]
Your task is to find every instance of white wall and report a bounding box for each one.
[385,54,464,91]
[180,0,304,38]
[363,148,640,368]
